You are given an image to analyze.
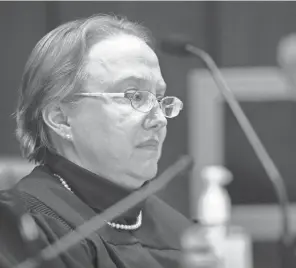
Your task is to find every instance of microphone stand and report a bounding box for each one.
[184,43,292,267]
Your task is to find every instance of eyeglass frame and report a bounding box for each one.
[74,90,183,118]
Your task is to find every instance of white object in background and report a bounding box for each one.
[198,166,232,225]
[224,227,253,268]
[198,165,233,262]
[198,166,253,268]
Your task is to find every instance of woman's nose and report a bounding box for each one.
[143,102,167,130]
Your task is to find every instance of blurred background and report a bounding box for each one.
[2,1,296,268]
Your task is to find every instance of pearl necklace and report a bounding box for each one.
[54,174,142,231]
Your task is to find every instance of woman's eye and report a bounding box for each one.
[133,92,143,102]
[124,88,137,97]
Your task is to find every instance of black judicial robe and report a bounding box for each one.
[10,153,192,268]
[0,189,50,268]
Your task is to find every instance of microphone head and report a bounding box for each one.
[159,36,192,57]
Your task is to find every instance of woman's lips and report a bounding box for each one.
[136,139,159,150]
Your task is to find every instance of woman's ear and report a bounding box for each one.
[42,104,72,141]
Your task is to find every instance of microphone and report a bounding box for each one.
[160,36,292,250]
[160,36,192,57]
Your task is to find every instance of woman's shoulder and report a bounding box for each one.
[7,179,97,267]
[0,188,90,268]
[12,166,90,243]
[15,165,54,191]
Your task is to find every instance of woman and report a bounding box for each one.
[12,14,190,268]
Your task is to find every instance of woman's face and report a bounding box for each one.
[67,34,168,189]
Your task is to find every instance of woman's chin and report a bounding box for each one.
[129,164,158,182]
[142,161,158,178]
[143,168,158,180]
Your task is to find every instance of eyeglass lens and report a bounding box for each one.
[130,91,182,118]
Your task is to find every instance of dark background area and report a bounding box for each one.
[225,101,296,204]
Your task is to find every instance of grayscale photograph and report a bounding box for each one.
[0,2,296,268]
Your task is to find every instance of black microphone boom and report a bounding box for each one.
[160,37,192,57]
[160,37,291,248]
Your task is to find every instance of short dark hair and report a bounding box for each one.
[15,14,154,163]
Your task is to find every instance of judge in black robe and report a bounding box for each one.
[2,13,196,268]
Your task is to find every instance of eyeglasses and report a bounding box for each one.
[74,90,183,118]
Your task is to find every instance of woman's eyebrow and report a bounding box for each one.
[114,75,151,84]
[112,75,166,90]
